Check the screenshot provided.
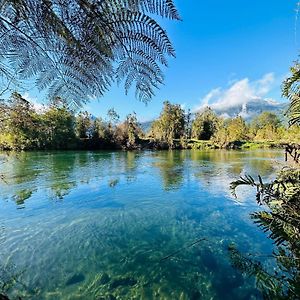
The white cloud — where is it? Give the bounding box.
[22,92,47,113]
[201,88,221,106]
[194,73,278,113]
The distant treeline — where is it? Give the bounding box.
[0,93,299,151]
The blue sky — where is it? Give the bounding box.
[27,0,299,121]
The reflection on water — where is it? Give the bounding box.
[0,150,284,299]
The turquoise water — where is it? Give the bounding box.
[0,150,284,299]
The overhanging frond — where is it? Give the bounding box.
[0,0,180,103]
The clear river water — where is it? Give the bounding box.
[0,150,284,299]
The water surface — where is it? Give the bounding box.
[0,150,284,299]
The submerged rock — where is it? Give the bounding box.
[190,290,202,300]
[110,277,137,289]
[66,273,85,286]
[99,273,110,285]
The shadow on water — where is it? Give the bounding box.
[0,149,285,299]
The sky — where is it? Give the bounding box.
[25,0,300,121]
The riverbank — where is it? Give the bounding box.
[0,137,289,152]
[137,138,287,151]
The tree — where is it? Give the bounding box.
[191,107,219,140]
[114,112,141,149]
[251,112,281,133]
[41,106,76,149]
[107,108,120,127]
[150,101,185,148]
[213,116,249,148]
[124,112,141,148]
[227,116,248,141]
[0,0,180,104]
[75,111,93,139]
[0,92,38,150]
[250,111,282,141]
[91,117,109,142]
[282,62,300,125]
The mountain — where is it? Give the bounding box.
[139,121,153,133]
[140,99,288,133]
[210,98,288,121]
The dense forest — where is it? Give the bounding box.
[0,92,299,151]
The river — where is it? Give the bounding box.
[0,150,284,299]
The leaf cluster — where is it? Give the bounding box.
[230,168,300,299]
[0,0,180,103]
[282,62,300,126]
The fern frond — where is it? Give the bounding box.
[0,0,180,104]
[282,62,300,125]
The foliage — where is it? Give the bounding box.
[0,92,37,150]
[282,62,300,125]
[191,107,220,140]
[0,94,299,151]
[149,101,185,148]
[0,0,180,104]
[212,116,249,148]
[75,111,93,139]
[250,111,282,141]
[114,112,142,149]
[41,106,77,149]
[279,125,300,144]
[230,169,300,299]
[0,93,145,150]
[251,112,281,132]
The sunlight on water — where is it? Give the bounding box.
[0,150,284,299]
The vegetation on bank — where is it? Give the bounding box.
[0,93,299,151]
[230,166,300,299]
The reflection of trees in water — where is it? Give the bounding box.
[3,152,44,185]
[12,189,34,207]
[152,151,185,190]
[191,151,244,198]
[0,152,79,204]
[47,152,78,200]
[121,151,140,182]
[1,151,145,205]
[105,152,141,185]
[246,158,276,176]
[1,150,282,206]
[191,150,278,176]
[0,152,40,206]
[190,149,242,163]
[190,150,280,202]
[0,150,286,299]
[191,150,245,178]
